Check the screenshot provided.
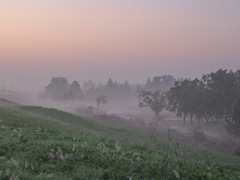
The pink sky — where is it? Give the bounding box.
[0,1,240,90]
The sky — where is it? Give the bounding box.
[0,0,240,90]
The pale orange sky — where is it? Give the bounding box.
[0,1,240,90]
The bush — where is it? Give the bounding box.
[191,127,206,143]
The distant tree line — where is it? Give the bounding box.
[82,78,136,101]
[42,77,138,102]
[41,77,83,101]
[42,75,178,102]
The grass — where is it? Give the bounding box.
[0,98,240,179]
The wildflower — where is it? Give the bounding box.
[11,158,19,167]
[133,152,140,158]
[57,147,63,155]
[173,170,180,179]
[47,173,53,178]
[65,154,69,160]
[102,144,108,152]
[72,145,76,152]
[25,161,28,168]
[49,153,55,158]
[81,142,88,148]
[119,153,125,160]
[18,132,22,137]
[0,156,6,160]
[6,168,10,176]
[97,143,102,149]
[10,172,15,180]
[59,154,65,161]
[115,142,121,152]
[50,148,55,153]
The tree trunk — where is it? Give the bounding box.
[197,118,200,124]
[155,112,160,120]
[190,114,193,125]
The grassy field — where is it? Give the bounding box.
[0,98,240,179]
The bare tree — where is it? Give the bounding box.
[138,90,166,119]
[96,95,107,113]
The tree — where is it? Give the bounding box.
[106,78,114,90]
[122,80,131,91]
[70,81,80,92]
[138,90,166,119]
[45,77,69,99]
[225,99,240,136]
[96,95,107,113]
[167,80,191,124]
[167,78,208,124]
[167,69,240,125]
[70,81,83,99]
[202,69,239,122]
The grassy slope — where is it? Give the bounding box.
[0,98,240,179]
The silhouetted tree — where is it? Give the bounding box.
[96,95,107,113]
[45,77,69,99]
[202,69,239,122]
[70,80,83,99]
[43,77,83,101]
[167,69,240,126]
[138,90,166,119]
[225,99,240,136]
[122,80,131,91]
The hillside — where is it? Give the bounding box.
[0,98,240,179]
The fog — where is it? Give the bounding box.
[1,0,240,159]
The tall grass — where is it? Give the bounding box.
[0,105,240,179]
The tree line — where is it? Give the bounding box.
[41,75,177,102]
[138,69,240,136]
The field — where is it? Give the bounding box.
[0,98,240,179]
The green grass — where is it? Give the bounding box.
[0,99,240,179]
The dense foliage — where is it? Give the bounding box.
[167,69,240,135]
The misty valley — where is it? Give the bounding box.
[1,1,240,179]
[1,69,240,179]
